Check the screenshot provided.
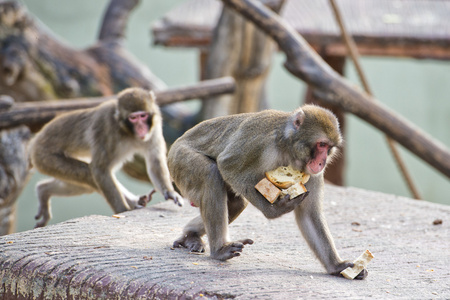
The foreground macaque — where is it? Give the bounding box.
[168,105,367,279]
[30,87,183,227]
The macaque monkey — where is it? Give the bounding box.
[30,87,183,227]
[168,105,367,279]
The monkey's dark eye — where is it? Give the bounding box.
[128,112,149,123]
[319,142,327,148]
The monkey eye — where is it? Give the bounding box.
[318,142,328,148]
[128,112,149,123]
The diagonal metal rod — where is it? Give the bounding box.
[329,0,421,199]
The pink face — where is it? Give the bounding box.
[128,111,150,140]
[306,141,330,175]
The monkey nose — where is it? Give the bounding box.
[306,159,326,174]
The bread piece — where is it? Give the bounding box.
[340,250,374,280]
[301,174,310,184]
[280,182,307,199]
[255,178,281,203]
[265,166,307,189]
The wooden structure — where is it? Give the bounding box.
[153,0,450,59]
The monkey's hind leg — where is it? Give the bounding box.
[35,178,94,227]
[173,215,206,252]
[173,189,249,254]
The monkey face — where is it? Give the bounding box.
[306,140,331,174]
[126,111,153,141]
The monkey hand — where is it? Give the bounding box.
[211,239,254,261]
[164,190,184,207]
[330,261,368,280]
[266,191,309,219]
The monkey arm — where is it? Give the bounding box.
[144,142,184,207]
[217,155,305,219]
[244,185,307,219]
[294,175,348,274]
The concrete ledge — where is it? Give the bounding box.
[1,185,449,299]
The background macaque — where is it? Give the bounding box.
[30,87,183,227]
[168,105,367,279]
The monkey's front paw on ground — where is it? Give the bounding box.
[331,262,368,280]
[173,234,205,253]
[213,239,254,261]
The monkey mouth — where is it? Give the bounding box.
[306,159,325,175]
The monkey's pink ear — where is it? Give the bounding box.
[293,109,305,130]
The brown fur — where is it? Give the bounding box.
[30,87,183,227]
[168,105,367,279]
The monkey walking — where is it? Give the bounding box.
[29,87,184,228]
[168,105,367,279]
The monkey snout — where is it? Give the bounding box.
[306,158,326,174]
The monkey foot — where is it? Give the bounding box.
[137,189,156,207]
[34,209,50,228]
[173,232,205,253]
[212,239,254,261]
[34,217,49,228]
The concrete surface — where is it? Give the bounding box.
[0,185,449,299]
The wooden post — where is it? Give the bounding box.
[200,0,285,119]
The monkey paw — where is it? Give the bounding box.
[267,191,310,218]
[164,190,184,207]
[330,261,368,280]
[173,232,205,253]
[137,189,156,207]
[211,239,254,261]
[34,208,51,228]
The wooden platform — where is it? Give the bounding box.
[153,0,450,59]
[1,185,449,299]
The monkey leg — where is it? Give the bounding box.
[114,180,151,209]
[173,215,206,252]
[200,165,253,261]
[33,152,97,189]
[227,189,248,224]
[35,178,94,227]
[173,192,248,253]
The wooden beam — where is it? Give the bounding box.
[0,77,236,130]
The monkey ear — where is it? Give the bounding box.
[293,109,305,130]
[149,90,156,101]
